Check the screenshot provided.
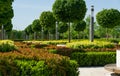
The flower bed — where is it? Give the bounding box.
[0,41,79,76]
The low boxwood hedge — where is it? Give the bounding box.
[71,52,116,66]
[66,40,115,49]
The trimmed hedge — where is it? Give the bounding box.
[56,47,83,57]
[23,40,67,45]
[71,52,116,66]
[42,41,67,45]
[66,40,115,49]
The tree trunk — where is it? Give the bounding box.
[34,32,37,40]
[1,25,4,40]
[106,28,108,40]
[48,31,50,40]
[3,30,6,39]
[42,27,44,40]
[78,32,80,39]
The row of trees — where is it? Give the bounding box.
[24,0,87,42]
[2,0,120,41]
[0,0,14,39]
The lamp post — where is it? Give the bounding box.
[1,25,4,40]
[90,5,94,42]
[56,21,59,40]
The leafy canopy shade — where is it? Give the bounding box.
[96,9,120,28]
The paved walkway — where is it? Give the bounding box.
[78,67,113,76]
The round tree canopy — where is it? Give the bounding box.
[32,19,41,32]
[39,11,56,28]
[0,1,14,25]
[96,9,120,28]
[52,0,87,22]
[26,24,34,34]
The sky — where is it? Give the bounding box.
[12,0,120,30]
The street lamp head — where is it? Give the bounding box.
[91,5,94,7]
[91,5,94,11]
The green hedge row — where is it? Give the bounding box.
[66,40,115,49]
[43,41,67,45]
[71,52,116,66]
[23,40,67,45]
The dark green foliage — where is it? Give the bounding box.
[0,43,17,52]
[14,58,79,76]
[0,0,14,3]
[26,24,34,35]
[46,57,79,76]
[11,30,25,40]
[73,20,86,32]
[32,19,41,32]
[110,39,119,44]
[24,27,29,35]
[71,52,116,66]
[39,11,56,38]
[40,11,56,29]
[0,1,14,25]
[49,27,55,34]
[96,9,120,28]
[58,22,68,33]
[3,20,13,32]
[15,60,48,76]
[0,0,14,40]
[52,0,87,42]
[52,0,87,22]
[0,57,79,76]
[0,59,19,76]
[72,20,86,39]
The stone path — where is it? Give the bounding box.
[78,67,113,76]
